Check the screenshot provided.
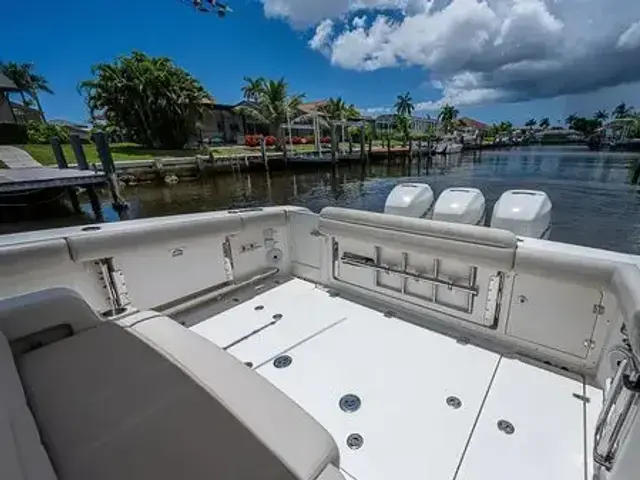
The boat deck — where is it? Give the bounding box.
[187,278,602,480]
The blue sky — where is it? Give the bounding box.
[4,0,640,126]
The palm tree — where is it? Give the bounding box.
[322,97,349,122]
[395,92,414,117]
[394,114,411,147]
[438,103,459,133]
[241,76,265,102]
[613,103,633,119]
[525,118,537,128]
[539,117,550,130]
[594,110,608,122]
[345,104,360,120]
[0,61,53,121]
[235,78,304,160]
[566,114,578,128]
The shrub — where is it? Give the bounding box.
[265,135,276,147]
[26,121,69,144]
[244,134,260,147]
[0,123,29,145]
[321,136,331,144]
[292,136,305,145]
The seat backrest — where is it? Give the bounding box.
[0,332,57,480]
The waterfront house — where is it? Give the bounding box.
[0,73,42,124]
[374,114,437,137]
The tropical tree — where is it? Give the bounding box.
[241,76,265,102]
[322,97,349,122]
[594,110,608,122]
[539,117,550,130]
[394,114,411,147]
[79,51,212,149]
[235,78,304,158]
[395,92,414,117]
[565,114,579,127]
[613,103,634,119]
[0,61,53,121]
[438,103,459,133]
[345,103,361,120]
[525,118,537,128]
[567,116,601,136]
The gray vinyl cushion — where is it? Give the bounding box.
[0,332,57,480]
[128,316,340,479]
[320,207,517,248]
[0,288,102,342]
[316,465,347,480]
[19,318,338,480]
[319,207,517,268]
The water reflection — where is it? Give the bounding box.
[84,146,640,254]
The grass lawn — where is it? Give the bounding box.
[18,143,330,166]
[19,143,204,166]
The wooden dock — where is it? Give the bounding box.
[0,168,105,193]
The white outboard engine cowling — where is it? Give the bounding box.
[491,190,552,238]
[433,188,486,226]
[384,183,434,218]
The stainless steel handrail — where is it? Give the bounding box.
[341,253,479,296]
[594,354,639,471]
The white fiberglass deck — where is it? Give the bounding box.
[190,279,603,480]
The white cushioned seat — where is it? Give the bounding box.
[0,332,57,480]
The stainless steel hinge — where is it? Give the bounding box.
[483,273,504,327]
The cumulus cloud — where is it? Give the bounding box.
[309,19,334,54]
[352,15,367,28]
[270,0,640,108]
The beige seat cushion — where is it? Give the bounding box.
[19,320,337,480]
[0,332,57,480]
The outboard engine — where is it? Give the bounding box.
[491,190,552,239]
[384,183,434,218]
[433,188,486,226]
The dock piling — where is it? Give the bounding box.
[50,136,81,214]
[68,134,104,221]
[330,124,337,165]
[92,131,128,211]
[360,124,366,164]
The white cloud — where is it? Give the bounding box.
[309,19,334,54]
[617,21,640,50]
[352,15,367,28]
[264,0,640,108]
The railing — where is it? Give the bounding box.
[594,350,640,471]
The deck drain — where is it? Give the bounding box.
[273,355,292,369]
[346,433,364,450]
[497,420,515,435]
[339,394,361,413]
[254,305,264,311]
[272,313,283,320]
[446,396,462,409]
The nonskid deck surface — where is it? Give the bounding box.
[190,279,603,480]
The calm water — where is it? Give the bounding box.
[18,146,640,254]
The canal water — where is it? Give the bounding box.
[10,146,640,254]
